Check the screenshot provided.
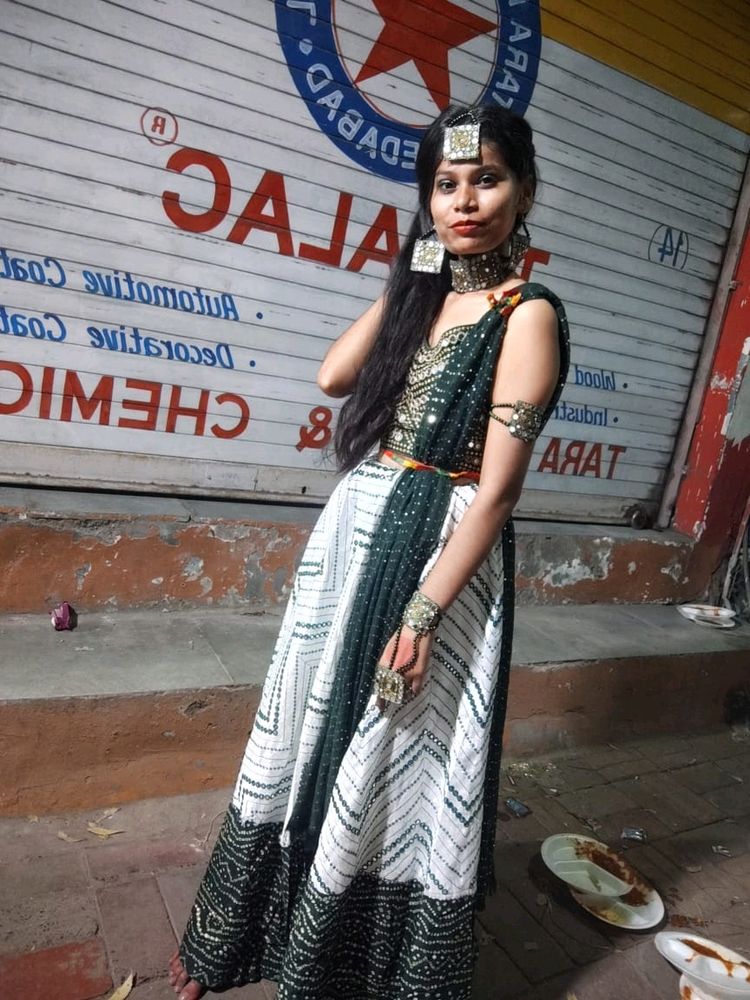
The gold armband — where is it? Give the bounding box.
[489,400,545,443]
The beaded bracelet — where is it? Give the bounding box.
[402,590,442,635]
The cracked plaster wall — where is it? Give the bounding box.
[0,512,310,613]
[0,507,707,612]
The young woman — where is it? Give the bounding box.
[169,103,569,1000]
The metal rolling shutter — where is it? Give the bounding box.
[0,0,748,522]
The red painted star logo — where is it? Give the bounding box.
[355,0,497,110]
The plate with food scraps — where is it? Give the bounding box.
[677,604,736,625]
[657,933,750,999]
[680,974,721,1000]
[692,617,737,630]
[544,834,664,929]
[541,833,632,896]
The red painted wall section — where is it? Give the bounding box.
[674,210,750,583]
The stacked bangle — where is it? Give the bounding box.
[374,593,442,706]
[402,591,442,634]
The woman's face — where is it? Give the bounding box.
[429,141,532,258]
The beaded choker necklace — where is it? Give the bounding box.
[449,248,513,293]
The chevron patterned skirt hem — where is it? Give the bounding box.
[180,810,300,989]
[180,805,477,999]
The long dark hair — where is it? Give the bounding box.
[333,104,537,472]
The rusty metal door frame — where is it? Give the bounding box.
[657,157,750,529]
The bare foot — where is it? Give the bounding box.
[168,950,206,999]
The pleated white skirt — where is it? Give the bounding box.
[232,458,507,903]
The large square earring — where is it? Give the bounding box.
[410,230,445,273]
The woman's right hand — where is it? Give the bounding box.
[375,626,432,711]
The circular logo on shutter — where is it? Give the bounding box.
[275,0,540,184]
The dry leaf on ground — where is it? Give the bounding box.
[86,822,125,839]
[106,971,134,999]
[95,806,120,822]
[57,830,84,843]
[26,814,39,823]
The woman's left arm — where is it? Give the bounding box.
[420,295,561,610]
[378,297,560,700]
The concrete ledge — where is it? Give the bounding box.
[0,486,706,610]
[0,686,260,816]
[0,610,281,698]
[0,487,315,613]
[1,607,748,815]
[504,650,749,755]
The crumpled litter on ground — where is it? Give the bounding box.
[50,601,77,630]
[621,826,647,842]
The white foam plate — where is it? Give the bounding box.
[541,833,631,896]
[677,604,736,623]
[540,832,664,929]
[692,617,737,630]
[656,933,750,999]
[680,974,721,1000]
[571,882,665,930]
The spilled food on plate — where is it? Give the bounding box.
[541,833,749,998]
[656,932,750,1000]
[541,833,664,930]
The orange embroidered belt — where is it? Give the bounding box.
[381,449,481,482]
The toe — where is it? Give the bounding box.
[178,982,205,1000]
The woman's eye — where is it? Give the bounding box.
[437,180,454,191]
[477,174,497,185]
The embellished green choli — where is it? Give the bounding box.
[381,323,487,471]
[381,284,567,472]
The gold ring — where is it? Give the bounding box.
[374,665,410,704]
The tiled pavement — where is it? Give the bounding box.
[2,728,749,1000]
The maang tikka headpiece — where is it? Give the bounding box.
[442,107,481,161]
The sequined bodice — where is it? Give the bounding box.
[379,283,570,476]
[381,322,486,471]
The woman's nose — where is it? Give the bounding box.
[453,184,477,212]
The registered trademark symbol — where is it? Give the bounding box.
[140,107,179,146]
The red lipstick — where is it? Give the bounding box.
[451,221,483,234]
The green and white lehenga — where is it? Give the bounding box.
[179,284,570,999]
